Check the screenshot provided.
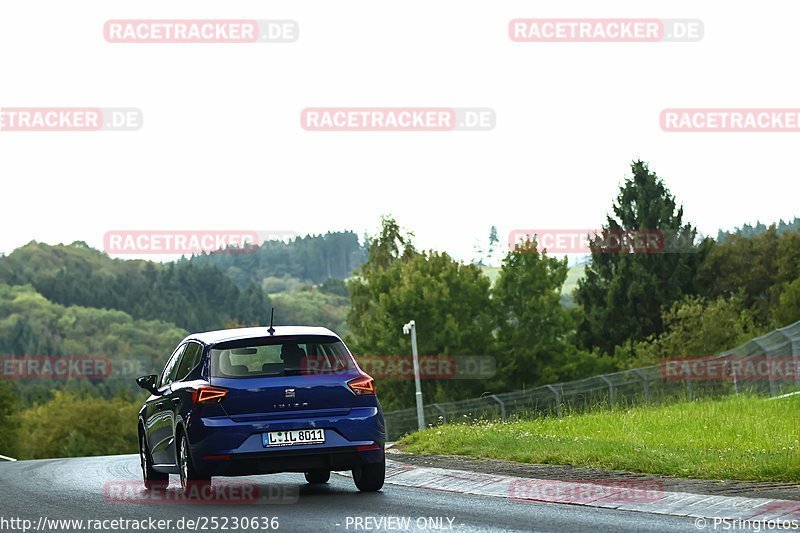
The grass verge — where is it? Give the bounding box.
[398,394,800,482]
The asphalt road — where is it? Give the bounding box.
[0,455,702,532]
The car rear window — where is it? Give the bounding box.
[210,335,356,378]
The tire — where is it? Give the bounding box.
[352,460,385,492]
[140,431,168,490]
[178,434,211,495]
[304,470,331,484]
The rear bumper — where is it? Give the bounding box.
[196,445,385,476]
[185,407,385,476]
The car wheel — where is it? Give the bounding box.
[140,432,168,489]
[352,460,385,492]
[304,469,331,484]
[178,434,211,495]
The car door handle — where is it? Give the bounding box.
[171,397,181,405]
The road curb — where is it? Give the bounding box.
[349,459,799,523]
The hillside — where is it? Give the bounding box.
[0,242,270,332]
[189,231,366,287]
[0,283,186,404]
[0,240,353,341]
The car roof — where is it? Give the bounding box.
[184,326,341,346]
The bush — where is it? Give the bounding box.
[624,294,762,368]
[0,380,18,457]
[772,277,800,327]
[15,391,140,459]
[261,275,307,295]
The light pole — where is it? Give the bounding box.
[403,320,425,431]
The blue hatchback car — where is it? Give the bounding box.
[136,326,386,493]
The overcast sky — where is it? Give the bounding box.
[1,1,798,264]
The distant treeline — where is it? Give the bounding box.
[717,217,800,243]
[190,231,367,287]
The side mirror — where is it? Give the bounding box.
[136,375,161,395]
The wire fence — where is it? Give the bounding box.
[383,320,800,440]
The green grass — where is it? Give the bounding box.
[480,266,501,286]
[561,264,586,296]
[398,395,800,482]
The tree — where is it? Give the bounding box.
[347,217,493,410]
[190,231,367,286]
[0,380,17,456]
[15,391,139,459]
[271,289,349,334]
[347,216,416,346]
[716,217,800,242]
[486,226,500,265]
[696,226,800,327]
[575,161,707,355]
[494,238,596,388]
[696,228,780,322]
[319,278,349,297]
[472,226,501,267]
[623,294,762,368]
[770,231,800,326]
[772,278,800,326]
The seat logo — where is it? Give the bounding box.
[285,388,295,398]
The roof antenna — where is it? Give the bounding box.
[267,308,275,335]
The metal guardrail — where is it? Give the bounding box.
[384,320,800,440]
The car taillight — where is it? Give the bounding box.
[193,386,228,404]
[348,374,376,396]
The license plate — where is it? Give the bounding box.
[264,429,325,447]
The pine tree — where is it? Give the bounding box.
[575,161,707,355]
